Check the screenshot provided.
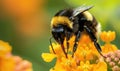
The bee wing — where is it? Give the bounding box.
[72,5,93,17]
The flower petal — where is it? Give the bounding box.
[41,53,56,62]
[93,61,107,71]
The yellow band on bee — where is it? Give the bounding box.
[83,11,93,21]
[51,16,73,29]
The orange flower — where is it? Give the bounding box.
[42,31,110,71]
[100,31,115,43]
[0,40,15,71]
[78,34,92,44]
[100,31,118,53]
[74,44,94,61]
[77,61,93,71]
[0,40,12,57]
[41,53,56,62]
[93,61,107,71]
[42,31,120,71]
[0,40,33,71]
[2,0,47,38]
[2,0,44,17]
[102,43,118,53]
[14,56,33,71]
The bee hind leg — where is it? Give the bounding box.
[83,25,104,57]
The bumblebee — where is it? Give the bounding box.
[50,6,103,58]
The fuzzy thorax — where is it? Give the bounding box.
[51,16,73,28]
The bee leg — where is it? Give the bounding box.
[67,42,69,53]
[72,31,81,57]
[84,26,104,57]
[61,44,68,58]
[66,40,69,54]
[65,31,71,54]
[58,38,68,58]
[49,37,56,54]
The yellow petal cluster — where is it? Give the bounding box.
[100,31,115,43]
[41,53,56,62]
[0,40,12,57]
[42,31,120,71]
[0,40,15,71]
[0,40,33,71]
[100,31,118,53]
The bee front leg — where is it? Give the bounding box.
[65,31,71,54]
[57,38,68,58]
[49,37,56,54]
[72,31,81,57]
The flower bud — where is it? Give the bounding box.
[110,54,115,59]
[112,66,120,71]
[118,61,120,65]
[114,57,119,62]
[105,57,111,62]
[109,62,115,67]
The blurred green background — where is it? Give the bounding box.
[0,0,120,71]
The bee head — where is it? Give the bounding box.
[52,24,65,44]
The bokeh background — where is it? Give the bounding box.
[0,0,120,71]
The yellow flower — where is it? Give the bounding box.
[100,31,118,53]
[0,40,15,71]
[50,55,78,71]
[77,61,93,71]
[49,43,65,57]
[74,44,94,61]
[42,31,119,71]
[102,43,118,53]
[78,34,92,44]
[41,53,56,62]
[0,40,12,57]
[0,40,33,71]
[100,31,115,43]
[2,0,45,17]
[93,61,107,71]
[0,57,15,71]
[13,56,33,71]
[14,59,33,71]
